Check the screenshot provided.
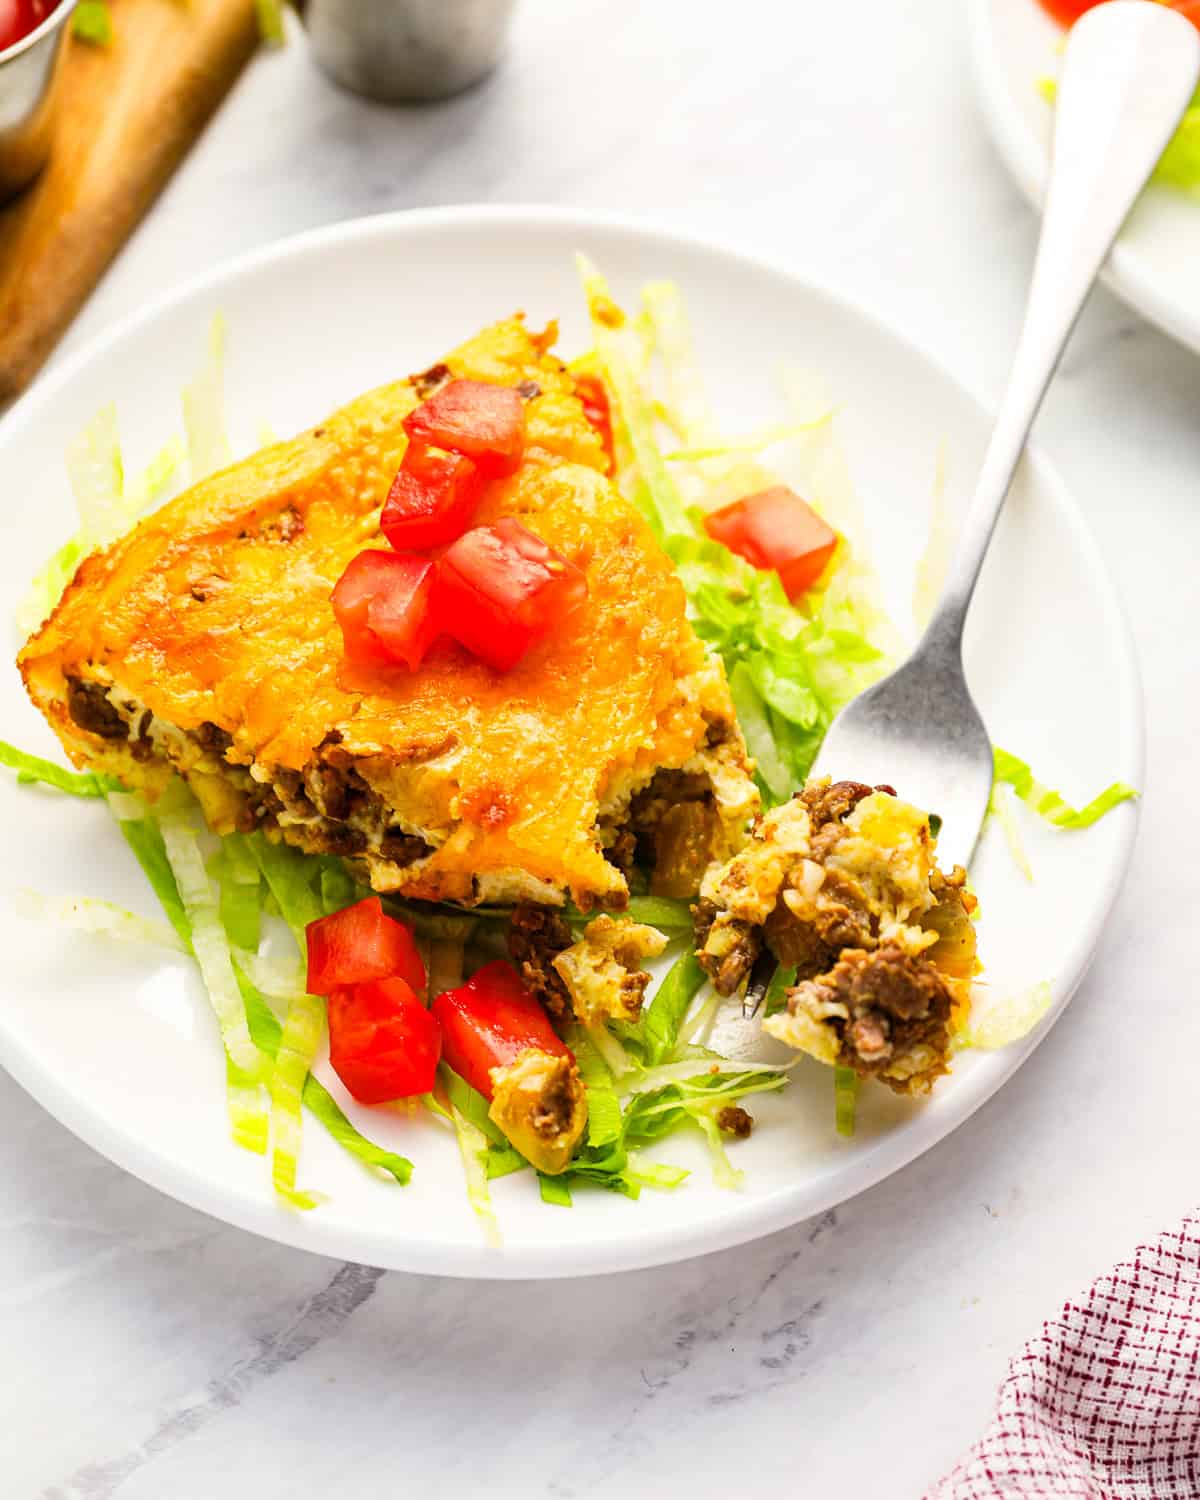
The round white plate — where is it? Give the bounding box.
[0,208,1141,1278]
[970,0,1200,352]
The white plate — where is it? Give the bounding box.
[970,0,1200,352]
[0,207,1141,1278]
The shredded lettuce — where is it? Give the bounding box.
[764,962,796,1017]
[268,991,326,1210]
[16,415,182,634]
[14,889,186,952]
[0,740,112,798]
[579,256,692,541]
[243,834,333,1207]
[183,314,232,482]
[156,789,269,1153]
[236,967,412,1185]
[993,749,1138,831]
[622,1069,787,1189]
[988,781,1033,883]
[834,1066,858,1138]
[431,1069,501,1245]
[73,0,112,43]
[623,895,693,933]
[960,981,1054,1051]
[538,1172,573,1206]
[666,417,834,465]
[107,797,193,951]
[636,950,708,1067]
[255,0,287,44]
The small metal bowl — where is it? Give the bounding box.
[305,0,517,103]
[0,0,76,203]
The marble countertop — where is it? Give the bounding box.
[7,1,1200,1495]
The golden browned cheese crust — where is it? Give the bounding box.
[20,317,755,909]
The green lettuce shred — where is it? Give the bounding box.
[255,0,287,44]
[430,1067,501,1245]
[244,834,334,1208]
[834,1066,858,1138]
[622,1069,787,1190]
[15,889,186,953]
[960,981,1054,1052]
[622,895,693,932]
[236,968,412,1185]
[268,991,327,1210]
[183,314,232,482]
[156,790,269,1154]
[72,0,112,43]
[0,740,112,798]
[636,950,707,1067]
[538,1172,573,1206]
[993,748,1138,831]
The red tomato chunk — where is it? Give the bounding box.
[0,0,57,52]
[331,551,438,670]
[403,379,526,479]
[436,517,588,672]
[305,896,426,997]
[704,485,838,601]
[432,960,569,1101]
[381,443,483,551]
[573,372,614,468]
[328,978,441,1103]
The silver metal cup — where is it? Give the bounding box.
[0,0,76,202]
[305,0,517,103]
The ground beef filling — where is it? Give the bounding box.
[694,779,894,996]
[617,768,723,899]
[65,680,433,869]
[787,943,954,1089]
[508,903,574,1021]
[66,677,128,740]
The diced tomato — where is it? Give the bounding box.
[573,372,614,466]
[435,517,588,672]
[704,485,838,601]
[328,977,441,1104]
[381,443,483,551]
[403,380,526,479]
[432,960,569,1101]
[0,0,57,52]
[1038,0,1198,25]
[305,896,426,997]
[331,551,438,670]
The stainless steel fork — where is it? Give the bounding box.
[808,0,1199,875]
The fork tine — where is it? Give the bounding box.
[742,947,779,1019]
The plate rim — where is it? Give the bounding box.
[968,0,1200,354]
[0,204,1145,1278]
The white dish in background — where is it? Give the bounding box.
[970,0,1200,353]
[0,207,1141,1278]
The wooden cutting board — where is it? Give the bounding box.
[0,0,261,406]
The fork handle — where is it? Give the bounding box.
[925,1,1199,649]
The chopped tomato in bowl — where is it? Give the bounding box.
[331,551,439,670]
[704,485,838,601]
[436,517,588,672]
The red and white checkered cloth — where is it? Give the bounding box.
[928,1216,1200,1499]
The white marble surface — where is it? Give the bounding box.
[5,1,1200,1495]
